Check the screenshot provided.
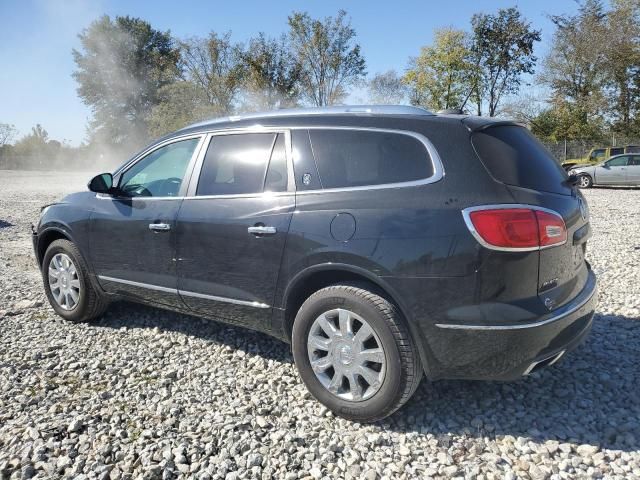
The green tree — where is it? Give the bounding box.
[541,1,609,122]
[179,32,246,115]
[148,82,216,137]
[471,7,541,116]
[605,0,640,135]
[241,33,301,111]
[403,28,475,111]
[288,10,366,106]
[368,70,407,104]
[72,15,180,147]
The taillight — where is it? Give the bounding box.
[463,206,567,251]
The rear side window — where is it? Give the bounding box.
[610,147,624,156]
[471,126,569,195]
[196,133,275,196]
[308,129,433,189]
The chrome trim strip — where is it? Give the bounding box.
[98,275,178,294]
[179,290,269,309]
[461,204,568,252]
[522,350,565,376]
[435,272,597,331]
[97,275,270,309]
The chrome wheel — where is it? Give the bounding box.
[579,175,591,188]
[48,253,80,311]
[307,308,386,402]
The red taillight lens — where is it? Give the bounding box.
[466,207,566,250]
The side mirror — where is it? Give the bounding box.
[88,173,114,194]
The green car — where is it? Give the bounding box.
[562,145,640,171]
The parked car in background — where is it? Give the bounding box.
[570,154,640,188]
[32,106,597,421]
[562,145,640,171]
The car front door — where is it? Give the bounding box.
[89,135,205,308]
[175,130,294,330]
[628,155,640,185]
[595,155,629,184]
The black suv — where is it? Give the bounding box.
[33,106,597,421]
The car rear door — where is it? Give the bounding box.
[175,130,294,330]
[595,155,629,184]
[90,135,205,308]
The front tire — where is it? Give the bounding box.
[42,239,107,322]
[292,284,422,422]
[578,174,593,188]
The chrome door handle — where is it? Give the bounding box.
[248,226,276,236]
[149,223,171,232]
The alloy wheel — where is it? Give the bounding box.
[48,253,81,311]
[307,308,386,401]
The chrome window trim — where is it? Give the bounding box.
[435,271,597,331]
[97,275,270,309]
[292,126,445,194]
[461,204,568,253]
[104,124,445,199]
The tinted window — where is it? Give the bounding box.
[626,146,640,153]
[196,133,275,196]
[308,129,433,189]
[292,130,322,190]
[119,137,200,197]
[606,156,629,167]
[631,156,640,166]
[264,134,288,192]
[471,126,569,195]
[610,147,624,156]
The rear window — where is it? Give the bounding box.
[471,126,569,195]
[308,129,433,189]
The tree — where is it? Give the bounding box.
[0,123,17,147]
[368,70,407,104]
[179,32,246,115]
[471,7,541,116]
[240,33,301,111]
[403,28,476,111]
[148,82,216,137]
[541,1,609,120]
[72,16,180,147]
[288,10,366,106]
[605,0,640,134]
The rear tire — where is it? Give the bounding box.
[578,174,593,188]
[42,239,108,322]
[292,284,422,422]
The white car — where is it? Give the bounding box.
[571,154,640,188]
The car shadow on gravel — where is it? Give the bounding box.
[389,313,640,452]
[94,301,293,363]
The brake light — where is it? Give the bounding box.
[464,206,567,251]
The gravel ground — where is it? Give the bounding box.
[0,170,639,480]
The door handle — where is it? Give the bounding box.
[248,225,276,236]
[149,223,171,232]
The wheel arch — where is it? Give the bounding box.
[281,263,433,377]
[36,226,74,267]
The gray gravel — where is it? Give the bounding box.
[1,170,639,479]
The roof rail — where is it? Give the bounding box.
[182,105,434,130]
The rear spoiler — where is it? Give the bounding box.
[462,117,526,132]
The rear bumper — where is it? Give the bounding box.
[426,268,597,381]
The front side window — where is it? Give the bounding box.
[196,133,280,196]
[606,156,629,167]
[591,149,606,161]
[308,129,433,189]
[119,137,200,197]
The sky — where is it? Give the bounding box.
[0,0,585,145]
